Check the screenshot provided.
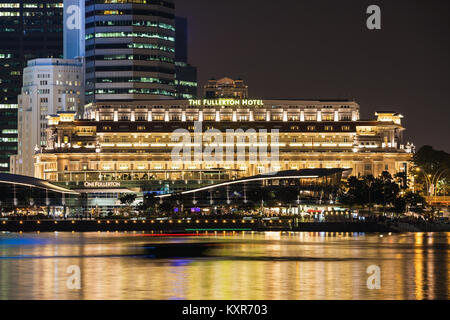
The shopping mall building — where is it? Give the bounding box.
[33,98,413,214]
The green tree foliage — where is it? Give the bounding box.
[413,146,450,195]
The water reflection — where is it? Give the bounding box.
[0,232,448,300]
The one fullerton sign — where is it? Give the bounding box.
[84,182,121,188]
[189,99,264,107]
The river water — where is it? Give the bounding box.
[0,231,448,300]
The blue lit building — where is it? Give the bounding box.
[63,0,85,59]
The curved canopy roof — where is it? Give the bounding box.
[0,173,79,195]
[157,169,350,199]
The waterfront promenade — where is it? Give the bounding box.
[1,218,449,233]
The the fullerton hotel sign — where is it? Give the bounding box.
[188,99,264,107]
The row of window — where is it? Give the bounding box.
[87,54,174,63]
[87,20,175,31]
[85,31,174,42]
[86,42,175,53]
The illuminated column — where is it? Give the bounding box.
[164,111,169,122]
[130,111,135,122]
[148,111,152,121]
[199,111,203,122]
[249,111,254,122]
[266,111,271,121]
[317,111,322,122]
[113,110,118,122]
[283,111,288,122]
[300,110,305,122]
[334,111,339,121]
[216,111,220,122]
[182,111,186,122]
[232,111,237,122]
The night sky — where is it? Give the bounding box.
[176,0,450,152]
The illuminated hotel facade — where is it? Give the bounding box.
[34,98,413,214]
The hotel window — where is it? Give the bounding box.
[340,115,352,121]
[136,115,146,121]
[341,126,351,131]
[305,115,316,121]
[365,164,372,171]
[137,126,146,131]
[221,115,232,121]
[288,115,300,121]
[153,115,164,121]
[271,115,283,121]
[325,126,334,131]
[170,115,181,121]
[187,115,199,121]
[290,126,299,131]
[307,126,316,131]
[204,115,215,121]
[322,114,334,121]
[255,115,265,121]
[102,126,112,131]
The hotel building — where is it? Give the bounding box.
[34,98,413,214]
[10,58,84,177]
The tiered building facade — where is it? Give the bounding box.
[34,98,413,214]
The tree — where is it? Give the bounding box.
[413,146,450,196]
[119,193,137,206]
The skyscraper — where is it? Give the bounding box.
[84,0,176,103]
[175,17,197,99]
[0,0,63,172]
[63,0,85,59]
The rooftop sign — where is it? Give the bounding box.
[189,99,264,107]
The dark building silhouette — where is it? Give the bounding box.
[175,16,197,99]
[0,0,63,172]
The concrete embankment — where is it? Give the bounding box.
[1,219,449,233]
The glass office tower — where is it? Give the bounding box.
[175,16,198,99]
[0,0,63,172]
[84,0,176,103]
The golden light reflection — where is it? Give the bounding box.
[0,232,448,300]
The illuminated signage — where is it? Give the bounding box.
[84,182,121,188]
[188,99,264,107]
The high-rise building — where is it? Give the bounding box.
[204,78,249,99]
[175,17,197,99]
[63,0,85,59]
[10,58,84,177]
[0,0,63,172]
[84,0,176,103]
